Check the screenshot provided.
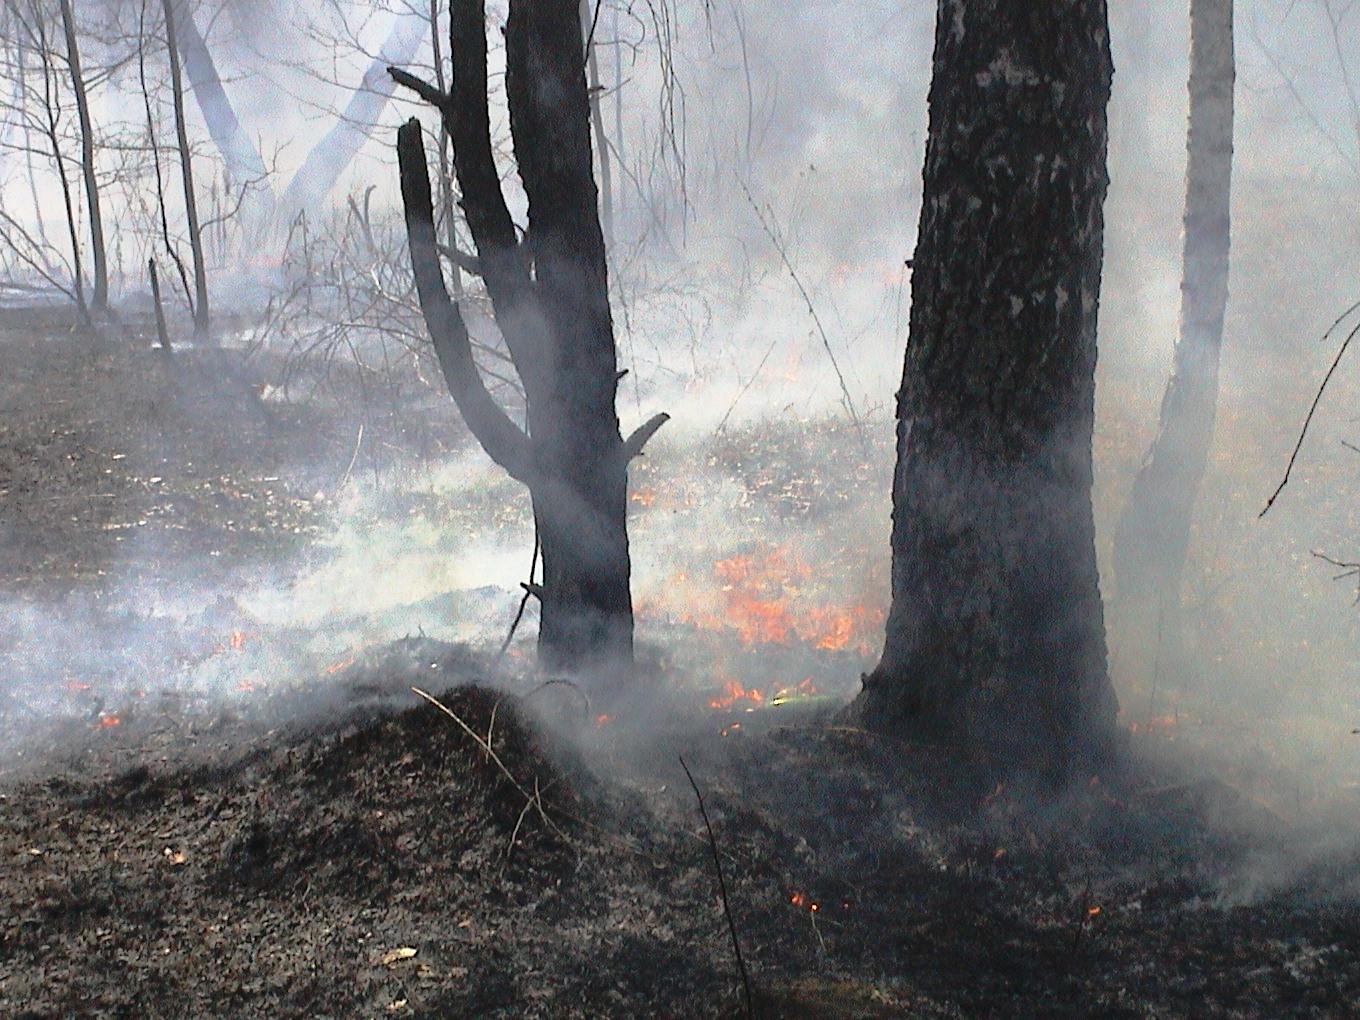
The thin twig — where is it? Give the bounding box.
[496,529,541,661]
[1313,550,1360,603]
[1261,301,1360,516]
[738,177,867,455]
[410,687,568,843]
[338,424,364,491]
[678,755,755,1020]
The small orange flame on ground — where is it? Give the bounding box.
[325,655,358,676]
[790,892,819,912]
[595,714,613,726]
[95,716,120,729]
[630,486,658,507]
[709,680,764,710]
[237,678,264,693]
[770,678,819,704]
[1087,905,1101,918]
[679,545,884,653]
[66,681,92,692]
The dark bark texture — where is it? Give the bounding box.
[395,0,660,669]
[851,0,1120,778]
[1112,0,1233,631]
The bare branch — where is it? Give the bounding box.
[622,411,670,461]
[388,65,451,116]
[397,118,535,484]
[1261,300,1360,516]
[436,241,482,276]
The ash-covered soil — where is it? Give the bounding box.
[3,310,1360,1019]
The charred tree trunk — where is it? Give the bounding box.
[162,0,210,344]
[57,0,106,313]
[848,0,1120,781]
[393,0,665,670]
[1112,0,1234,651]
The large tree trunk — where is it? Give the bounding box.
[848,0,1120,780]
[57,0,106,313]
[1112,0,1234,656]
[393,0,664,671]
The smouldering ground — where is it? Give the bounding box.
[4,309,1360,1018]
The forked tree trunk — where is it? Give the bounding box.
[162,0,210,344]
[57,0,106,312]
[393,0,665,670]
[1112,0,1234,648]
[849,0,1120,780]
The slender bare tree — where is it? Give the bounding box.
[1112,0,1234,658]
[161,0,210,343]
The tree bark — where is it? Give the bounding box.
[57,0,106,312]
[1112,0,1234,644]
[394,0,663,670]
[849,0,1120,780]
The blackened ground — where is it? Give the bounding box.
[4,653,1360,1019]
[2,310,1359,1018]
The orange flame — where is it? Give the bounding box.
[95,716,121,729]
[709,680,764,710]
[679,545,884,653]
[325,655,357,676]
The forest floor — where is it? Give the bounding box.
[1,309,1359,1019]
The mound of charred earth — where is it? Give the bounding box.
[2,639,1359,1019]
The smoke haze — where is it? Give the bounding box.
[3,0,1360,899]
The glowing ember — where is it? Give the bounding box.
[95,716,120,729]
[789,892,819,912]
[214,631,249,655]
[594,714,613,726]
[326,655,358,676]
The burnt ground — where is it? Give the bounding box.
[2,310,1360,1019]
